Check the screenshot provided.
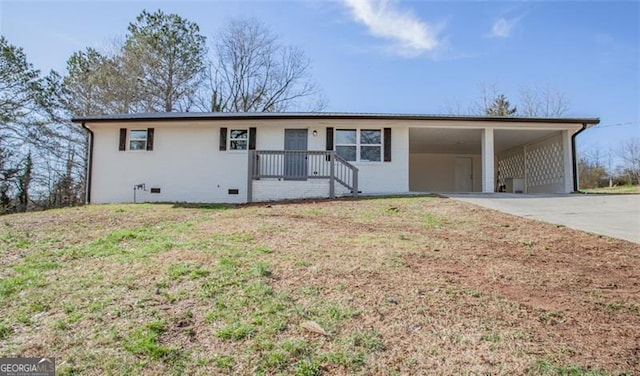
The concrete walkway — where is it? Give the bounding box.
[446,193,640,244]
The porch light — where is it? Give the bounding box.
[312,130,318,136]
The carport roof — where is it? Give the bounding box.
[72,112,600,125]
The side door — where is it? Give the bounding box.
[455,157,473,192]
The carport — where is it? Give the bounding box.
[407,117,598,193]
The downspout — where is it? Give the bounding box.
[571,123,588,192]
[80,122,94,204]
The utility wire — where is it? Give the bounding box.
[588,120,639,129]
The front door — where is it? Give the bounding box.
[455,157,473,192]
[284,129,308,180]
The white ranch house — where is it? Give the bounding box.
[72,112,599,204]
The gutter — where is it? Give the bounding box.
[80,122,94,204]
[571,123,588,192]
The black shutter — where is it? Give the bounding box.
[326,127,334,150]
[146,128,154,151]
[219,128,227,151]
[249,127,257,150]
[384,127,391,162]
[119,128,127,151]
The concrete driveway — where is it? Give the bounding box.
[446,193,640,244]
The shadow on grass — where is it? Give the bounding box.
[146,193,442,211]
[238,193,442,207]
[168,202,235,210]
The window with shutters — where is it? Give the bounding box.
[129,130,148,150]
[229,129,248,150]
[335,129,382,162]
[120,128,153,151]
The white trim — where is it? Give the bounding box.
[335,128,383,163]
[129,129,148,151]
[228,128,249,151]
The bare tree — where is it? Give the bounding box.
[471,82,500,115]
[578,147,609,189]
[519,85,570,117]
[441,98,468,116]
[451,82,570,118]
[617,138,640,185]
[210,18,325,112]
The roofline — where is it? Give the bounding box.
[71,112,600,125]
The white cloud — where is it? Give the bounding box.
[342,0,442,57]
[489,17,520,38]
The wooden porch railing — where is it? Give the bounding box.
[247,150,358,202]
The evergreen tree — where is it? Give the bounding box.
[0,36,51,143]
[0,139,18,214]
[124,9,207,112]
[486,94,517,116]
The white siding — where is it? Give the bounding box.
[87,117,579,204]
[91,123,247,204]
[88,119,410,204]
[350,126,409,194]
[253,123,409,195]
[253,179,351,201]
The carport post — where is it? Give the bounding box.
[481,128,495,193]
[562,130,573,193]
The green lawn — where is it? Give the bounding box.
[0,197,637,375]
[581,184,640,194]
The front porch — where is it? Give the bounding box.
[247,150,359,203]
[246,127,576,203]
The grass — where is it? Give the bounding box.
[0,197,637,374]
[528,360,623,375]
[581,184,640,194]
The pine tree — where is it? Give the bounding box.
[124,9,207,112]
[486,94,517,116]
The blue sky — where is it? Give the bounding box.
[1,0,638,162]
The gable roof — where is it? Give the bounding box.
[72,112,600,125]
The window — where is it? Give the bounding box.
[129,130,148,150]
[229,129,248,150]
[360,129,382,162]
[335,129,356,161]
[335,129,382,162]
[119,128,154,151]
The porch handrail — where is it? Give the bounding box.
[333,153,359,197]
[248,150,358,201]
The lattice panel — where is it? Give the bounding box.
[498,152,524,179]
[526,137,563,188]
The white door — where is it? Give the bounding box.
[455,157,473,192]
